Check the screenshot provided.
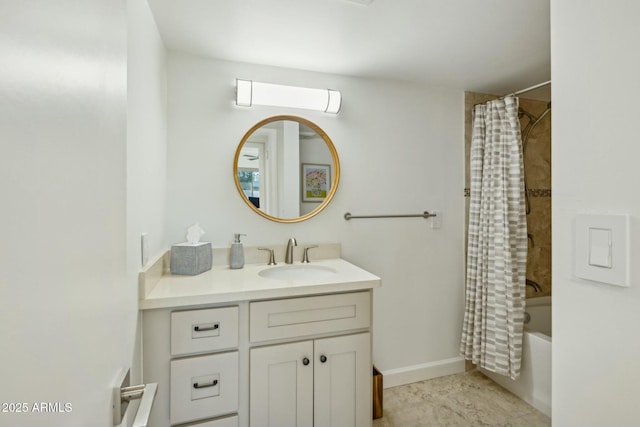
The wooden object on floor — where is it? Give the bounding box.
[373,366,383,419]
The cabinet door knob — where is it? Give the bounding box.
[320,355,327,363]
[302,357,310,366]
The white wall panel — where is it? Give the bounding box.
[552,0,640,424]
[0,1,130,425]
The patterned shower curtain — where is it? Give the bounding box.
[460,95,528,380]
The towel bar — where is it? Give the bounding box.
[114,369,158,427]
[130,383,157,427]
[344,211,436,220]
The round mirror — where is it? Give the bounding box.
[233,115,340,223]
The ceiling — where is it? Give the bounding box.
[146,0,550,98]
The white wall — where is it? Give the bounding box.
[0,1,131,426]
[127,0,167,270]
[552,1,640,425]
[165,52,465,380]
[126,0,167,391]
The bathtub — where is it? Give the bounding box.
[481,296,551,417]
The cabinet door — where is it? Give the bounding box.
[314,333,371,427]
[250,341,314,427]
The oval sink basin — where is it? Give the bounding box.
[258,264,337,281]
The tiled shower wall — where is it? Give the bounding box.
[464,92,552,298]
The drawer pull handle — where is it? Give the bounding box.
[302,357,310,366]
[193,379,218,389]
[320,355,327,363]
[194,323,219,332]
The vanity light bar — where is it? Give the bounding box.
[235,79,342,114]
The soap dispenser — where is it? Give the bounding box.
[230,233,246,269]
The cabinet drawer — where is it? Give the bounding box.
[170,352,239,425]
[250,291,371,342]
[171,306,238,356]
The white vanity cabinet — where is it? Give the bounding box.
[143,290,373,427]
[143,305,241,427]
[249,292,372,427]
[250,333,371,427]
[140,255,380,427]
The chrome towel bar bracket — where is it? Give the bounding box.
[344,211,437,220]
[113,369,158,427]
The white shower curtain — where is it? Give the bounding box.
[460,95,528,380]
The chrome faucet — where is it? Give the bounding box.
[285,237,297,264]
[302,246,318,263]
[258,248,277,265]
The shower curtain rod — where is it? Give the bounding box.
[473,80,551,108]
[508,80,551,97]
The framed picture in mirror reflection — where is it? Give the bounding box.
[302,163,331,202]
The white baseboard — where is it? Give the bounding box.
[380,357,466,389]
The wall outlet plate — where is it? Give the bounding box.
[574,214,629,287]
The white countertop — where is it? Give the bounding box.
[140,258,381,310]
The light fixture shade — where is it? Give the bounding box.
[236,79,253,107]
[235,79,341,114]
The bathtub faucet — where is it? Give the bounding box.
[526,279,542,293]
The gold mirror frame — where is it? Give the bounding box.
[233,115,340,223]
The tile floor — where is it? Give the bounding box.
[372,370,551,427]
